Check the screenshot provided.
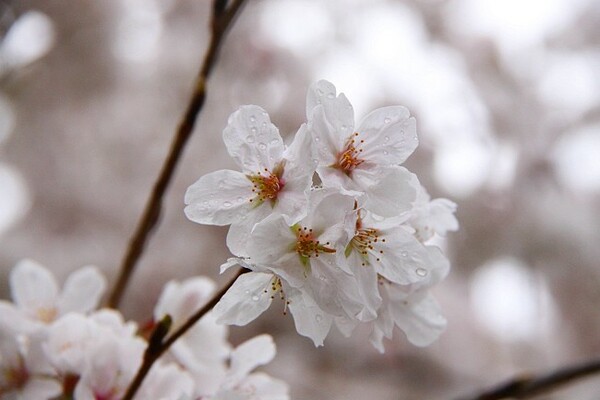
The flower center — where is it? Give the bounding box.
[346,227,385,266]
[333,132,364,175]
[248,163,285,206]
[2,357,29,392]
[263,276,290,315]
[292,226,335,267]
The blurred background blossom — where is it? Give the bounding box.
[1,0,599,399]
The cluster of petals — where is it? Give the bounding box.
[0,260,288,400]
[185,80,458,351]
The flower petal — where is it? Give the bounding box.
[58,266,107,315]
[184,169,253,226]
[389,289,446,347]
[212,272,273,326]
[227,334,276,386]
[358,105,417,165]
[223,105,284,173]
[10,259,58,316]
[355,166,416,217]
[287,287,332,347]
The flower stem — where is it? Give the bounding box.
[122,267,247,400]
[106,0,248,308]
[455,357,600,400]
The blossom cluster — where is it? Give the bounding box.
[185,80,458,351]
[0,260,288,400]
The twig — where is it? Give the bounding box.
[106,0,248,308]
[122,267,247,400]
[456,358,600,400]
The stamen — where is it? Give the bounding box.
[246,162,285,206]
[332,133,365,175]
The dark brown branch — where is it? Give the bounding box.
[106,0,248,308]
[456,358,600,400]
[122,267,247,400]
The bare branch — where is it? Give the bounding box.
[106,0,248,308]
[121,267,247,400]
[456,358,600,400]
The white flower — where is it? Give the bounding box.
[367,246,450,352]
[246,189,367,320]
[154,277,231,396]
[207,335,289,400]
[73,333,145,400]
[136,362,195,400]
[213,258,333,347]
[0,259,106,332]
[409,177,459,242]
[306,80,417,217]
[185,105,314,256]
[0,323,61,399]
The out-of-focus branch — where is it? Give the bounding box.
[106,0,248,308]
[122,267,247,400]
[456,358,600,400]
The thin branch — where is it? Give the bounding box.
[122,267,247,400]
[456,358,600,400]
[106,0,248,308]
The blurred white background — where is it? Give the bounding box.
[1,0,599,398]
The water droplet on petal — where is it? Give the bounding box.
[384,117,391,124]
[223,201,232,208]
[312,158,319,165]
[251,127,257,134]
[401,251,408,257]
[262,122,267,127]
[258,142,267,150]
[383,150,388,155]
[341,125,347,131]
[246,135,255,143]
[249,115,256,122]
[416,268,428,277]
[316,88,324,95]
[237,196,243,203]
[251,295,260,301]
[315,314,323,322]
[244,290,250,294]
[269,139,279,146]
[314,136,320,142]
[319,275,326,281]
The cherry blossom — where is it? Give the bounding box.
[185,105,314,256]
[306,80,417,217]
[0,259,106,332]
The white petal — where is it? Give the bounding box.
[234,372,289,400]
[184,169,253,226]
[10,259,59,316]
[227,334,276,386]
[358,106,417,165]
[306,80,354,142]
[306,80,337,118]
[154,277,215,325]
[274,174,311,225]
[374,227,435,285]
[283,123,316,179]
[137,362,194,400]
[226,204,271,257]
[287,287,332,347]
[390,290,446,347]
[223,105,284,173]
[346,252,382,321]
[212,272,273,326]
[58,266,106,314]
[247,214,296,266]
[357,166,416,217]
